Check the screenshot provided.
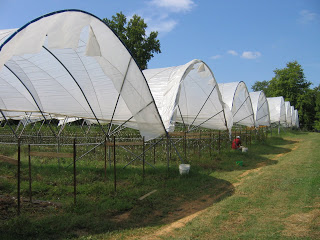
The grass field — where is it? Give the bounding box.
[0,130,319,239]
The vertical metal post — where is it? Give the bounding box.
[153,140,156,165]
[73,138,77,205]
[218,130,221,153]
[104,140,107,181]
[17,138,21,216]
[199,130,201,159]
[113,136,116,193]
[28,144,32,203]
[142,137,145,181]
[184,131,187,161]
[166,135,170,172]
[210,132,212,157]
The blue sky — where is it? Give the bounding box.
[1,0,319,89]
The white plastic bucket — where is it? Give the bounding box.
[242,147,248,153]
[179,164,190,175]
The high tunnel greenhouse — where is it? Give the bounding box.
[0,10,166,141]
[0,9,300,143]
[143,59,233,133]
[218,82,255,127]
[249,91,270,127]
[267,97,286,126]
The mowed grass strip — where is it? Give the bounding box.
[135,132,320,240]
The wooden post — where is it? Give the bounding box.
[17,138,21,216]
[28,144,32,203]
[73,138,77,205]
[113,136,116,193]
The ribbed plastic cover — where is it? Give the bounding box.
[143,59,232,132]
[266,97,286,125]
[249,91,270,127]
[218,81,254,127]
[0,10,165,140]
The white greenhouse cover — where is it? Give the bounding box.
[266,97,286,125]
[249,91,270,127]
[290,106,294,127]
[285,101,292,127]
[143,59,233,132]
[218,82,254,127]
[0,10,166,140]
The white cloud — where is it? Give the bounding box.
[150,0,196,12]
[148,19,178,33]
[227,50,238,56]
[299,10,317,24]
[210,55,222,60]
[241,51,261,59]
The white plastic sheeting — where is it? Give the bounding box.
[0,10,166,140]
[267,97,286,125]
[218,82,254,127]
[249,91,270,127]
[143,59,233,132]
[285,101,292,127]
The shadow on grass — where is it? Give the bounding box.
[0,164,234,240]
[0,134,299,239]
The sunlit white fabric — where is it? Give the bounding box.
[249,91,270,127]
[285,101,292,127]
[143,59,232,132]
[218,82,254,127]
[0,10,166,140]
[267,97,286,125]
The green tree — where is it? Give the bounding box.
[103,12,161,70]
[268,61,311,106]
[251,61,319,130]
[251,80,270,95]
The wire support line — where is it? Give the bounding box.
[232,95,251,118]
[42,46,107,137]
[107,57,132,137]
[188,109,224,132]
[4,64,57,137]
[123,137,164,169]
[188,85,216,131]
[234,113,254,125]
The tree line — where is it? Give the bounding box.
[104,12,320,131]
[252,61,320,130]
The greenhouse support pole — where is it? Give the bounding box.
[17,138,21,216]
[104,140,107,181]
[153,140,156,165]
[167,135,170,172]
[113,136,117,193]
[142,137,145,181]
[218,130,221,153]
[73,138,77,205]
[184,131,187,161]
[210,132,212,157]
[28,144,32,203]
[198,130,201,159]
